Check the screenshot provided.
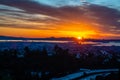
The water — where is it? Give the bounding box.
[94,42,120,46]
[0,40,73,43]
[0,40,120,46]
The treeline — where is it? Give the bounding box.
[0,45,119,80]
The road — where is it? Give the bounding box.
[52,69,119,80]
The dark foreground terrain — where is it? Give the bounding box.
[0,42,120,80]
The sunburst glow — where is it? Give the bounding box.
[77,36,82,40]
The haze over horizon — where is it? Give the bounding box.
[0,0,120,39]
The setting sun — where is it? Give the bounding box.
[77,37,82,40]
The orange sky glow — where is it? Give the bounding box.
[0,1,120,39]
[0,24,119,39]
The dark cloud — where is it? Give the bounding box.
[0,0,60,16]
[87,5,120,33]
[89,5,120,25]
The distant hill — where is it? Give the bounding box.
[0,36,26,40]
[0,36,74,40]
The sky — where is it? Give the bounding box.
[0,0,120,39]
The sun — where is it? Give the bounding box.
[77,36,82,40]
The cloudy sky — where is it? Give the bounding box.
[0,0,120,39]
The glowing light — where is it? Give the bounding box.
[77,36,82,40]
